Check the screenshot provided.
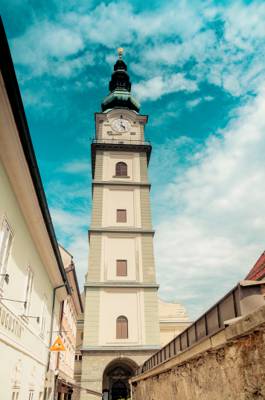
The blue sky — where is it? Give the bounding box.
[2,0,265,318]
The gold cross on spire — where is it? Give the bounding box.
[117,47,124,59]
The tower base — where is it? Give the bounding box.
[80,349,157,400]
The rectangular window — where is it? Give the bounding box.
[0,218,13,289]
[116,260,127,276]
[116,209,127,223]
[24,267,34,315]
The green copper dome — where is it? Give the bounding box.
[101,49,140,112]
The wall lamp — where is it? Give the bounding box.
[19,314,40,323]
[0,273,9,284]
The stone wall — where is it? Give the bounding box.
[131,305,265,400]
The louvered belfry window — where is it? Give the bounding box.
[116,260,127,276]
[116,209,127,223]
[116,316,128,339]
[116,162,127,177]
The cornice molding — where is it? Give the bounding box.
[88,227,154,235]
[92,180,151,188]
[91,140,152,178]
[84,282,159,289]
[82,345,160,352]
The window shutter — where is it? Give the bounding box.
[116,162,128,177]
[116,260,127,276]
[116,316,128,339]
[116,209,127,223]
[117,319,122,339]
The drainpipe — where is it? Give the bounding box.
[44,283,66,400]
[55,299,65,400]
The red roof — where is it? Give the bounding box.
[246,251,265,281]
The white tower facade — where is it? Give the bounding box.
[81,50,160,400]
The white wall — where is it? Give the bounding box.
[102,151,141,182]
[98,289,145,346]
[100,234,144,283]
[58,296,78,379]
[0,160,61,399]
[102,187,141,228]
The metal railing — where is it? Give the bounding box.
[91,138,151,146]
[136,280,265,375]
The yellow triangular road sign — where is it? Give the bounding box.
[49,335,65,352]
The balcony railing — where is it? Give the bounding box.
[136,280,265,375]
[91,138,151,146]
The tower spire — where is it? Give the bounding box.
[101,48,140,112]
[117,47,124,59]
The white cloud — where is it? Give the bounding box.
[186,98,201,109]
[47,176,90,290]
[58,160,91,174]
[140,30,216,68]
[50,208,87,237]
[11,21,91,77]
[68,236,88,288]
[11,1,265,100]
[50,208,88,289]
[22,89,53,109]
[186,95,214,109]
[65,1,203,48]
[204,96,214,102]
[224,2,265,43]
[155,85,265,318]
[134,74,198,101]
[46,180,89,209]
[134,2,265,98]
[10,1,204,80]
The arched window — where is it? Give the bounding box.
[115,162,127,177]
[116,316,128,339]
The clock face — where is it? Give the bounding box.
[111,118,131,133]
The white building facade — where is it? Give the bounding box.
[57,246,84,399]
[0,20,71,400]
[158,299,191,347]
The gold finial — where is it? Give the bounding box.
[117,47,124,59]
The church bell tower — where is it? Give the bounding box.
[81,49,160,400]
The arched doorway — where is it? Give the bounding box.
[102,358,138,400]
[112,380,127,400]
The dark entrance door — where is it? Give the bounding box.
[111,380,128,400]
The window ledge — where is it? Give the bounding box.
[112,175,130,179]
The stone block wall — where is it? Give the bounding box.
[132,305,265,400]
